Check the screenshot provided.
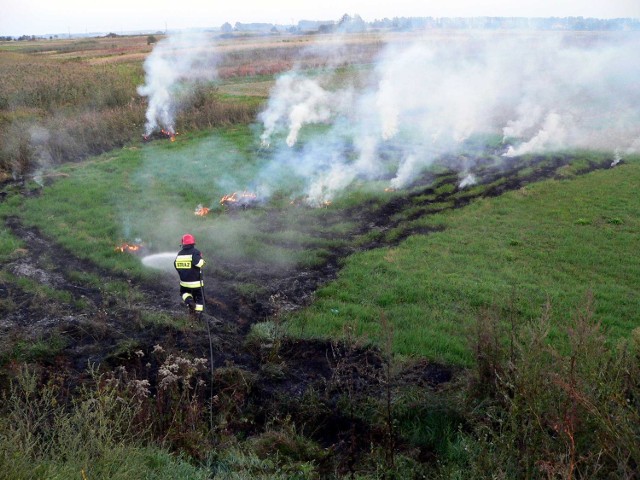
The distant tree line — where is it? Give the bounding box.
[3,15,639,41]
[227,14,640,34]
[369,16,640,31]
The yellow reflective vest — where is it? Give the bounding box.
[174,246,205,288]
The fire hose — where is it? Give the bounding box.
[200,269,215,433]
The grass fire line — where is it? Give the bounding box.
[194,204,210,216]
[219,191,258,208]
[114,242,143,253]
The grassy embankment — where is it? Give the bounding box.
[286,154,640,365]
[2,35,638,372]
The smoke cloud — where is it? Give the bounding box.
[257,32,640,204]
[27,125,54,185]
[259,74,354,148]
[127,32,640,278]
[137,32,221,136]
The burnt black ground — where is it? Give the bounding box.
[0,152,617,471]
[1,152,616,381]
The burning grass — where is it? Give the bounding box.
[219,190,258,208]
[193,204,210,216]
[142,129,178,142]
[114,242,143,253]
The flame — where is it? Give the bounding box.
[220,192,237,204]
[115,242,141,253]
[160,129,177,142]
[194,204,210,216]
[384,187,396,192]
[142,129,178,142]
[220,190,258,206]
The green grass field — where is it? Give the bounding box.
[2,122,638,367]
[286,157,640,365]
[2,129,360,276]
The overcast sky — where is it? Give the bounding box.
[2,0,639,37]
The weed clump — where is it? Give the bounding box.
[0,364,209,479]
[444,293,640,478]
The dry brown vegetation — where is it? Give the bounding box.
[0,32,391,181]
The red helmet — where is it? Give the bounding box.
[181,233,195,246]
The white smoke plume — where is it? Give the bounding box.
[627,137,640,155]
[611,148,622,167]
[259,73,353,147]
[257,32,640,204]
[504,112,569,157]
[458,173,477,189]
[137,32,220,136]
[28,125,54,186]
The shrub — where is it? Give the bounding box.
[0,363,217,479]
[0,49,258,177]
[447,294,640,478]
[244,320,285,362]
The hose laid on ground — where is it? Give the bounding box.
[200,269,215,434]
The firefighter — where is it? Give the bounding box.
[174,233,206,317]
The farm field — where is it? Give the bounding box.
[1,29,639,479]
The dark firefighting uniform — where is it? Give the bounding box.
[174,245,206,313]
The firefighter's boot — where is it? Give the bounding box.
[185,297,196,313]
